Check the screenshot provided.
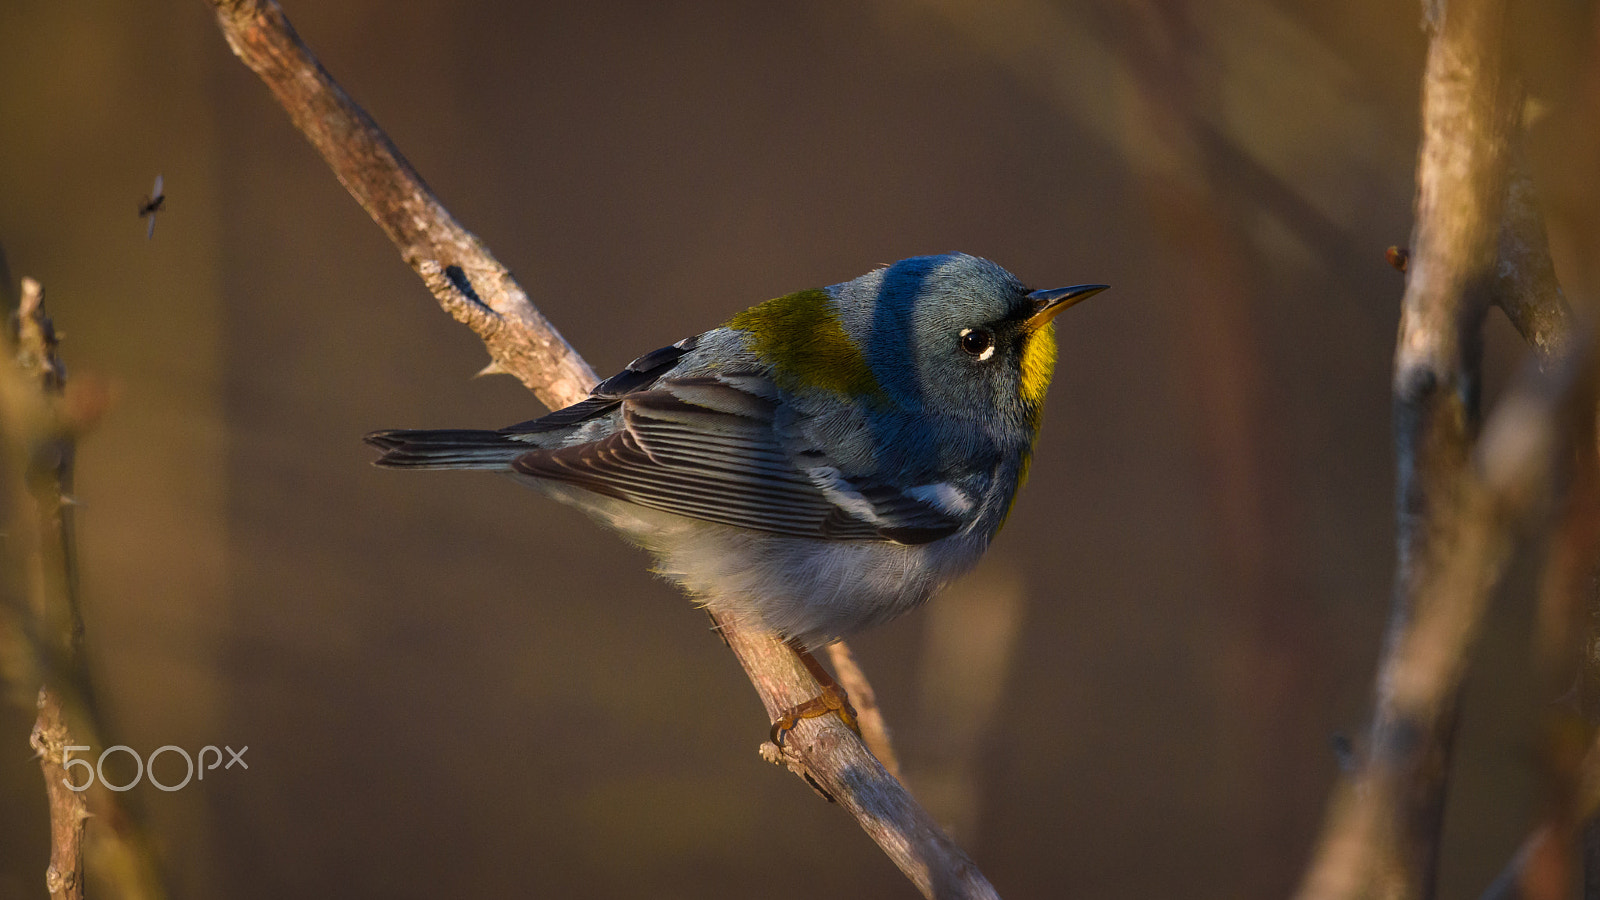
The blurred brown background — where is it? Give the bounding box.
[2,1,1598,897]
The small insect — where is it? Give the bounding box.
[1385,245,1409,273]
[138,175,165,240]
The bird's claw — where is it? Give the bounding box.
[770,684,860,747]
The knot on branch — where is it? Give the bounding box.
[29,700,70,766]
[416,259,503,329]
[13,278,64,391]
[441,264,491,313]
[44,864,79,895]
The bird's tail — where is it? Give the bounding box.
[364,429,527,470]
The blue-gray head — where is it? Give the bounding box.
[727,253,1105,432]
[838,254,1103,431]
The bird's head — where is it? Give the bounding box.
[727,253,1104,434]
[834,253,1105,432]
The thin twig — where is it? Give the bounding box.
[827,641,902,779]
[912,570,1026,841]
[206,2,995,896]
[29,690,87,900]
[1492,150,1574,366]
[1471,149,1595,889]
[1477,364,1599,900]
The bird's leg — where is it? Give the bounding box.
[770,640,861,746]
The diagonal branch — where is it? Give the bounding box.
[1475,362,1599,900]
[827,639,903,778]
[1297,326,1592,900]
[206,2,990,896]
[1469,148,1592,900]
[1492,150,1574,366]
[208,0,595,413]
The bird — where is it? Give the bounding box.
[366,253,1105,743]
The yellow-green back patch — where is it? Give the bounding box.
[728,289,886,400]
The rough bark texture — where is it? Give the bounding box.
[29,688,87,900]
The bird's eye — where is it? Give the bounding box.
[958,327,995,360]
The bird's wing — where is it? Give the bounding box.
[500,334,705,434]
[509,373,965,544]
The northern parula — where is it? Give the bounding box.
[367,253,1104,737]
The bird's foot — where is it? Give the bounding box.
[770,683,860,747]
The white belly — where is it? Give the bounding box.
[533,479,989,647]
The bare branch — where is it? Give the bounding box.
[207,1,996,895]
[11,278,87,900]
[29,689,87,900]
[207,0,595,412]
[827,641,902,779]
[1474,261,1596,900]
[739,629,998,900]
[1296,0,1540,896]
[1300,332,1592,900]
[1373,0,1516,890]
[4,279,165,900]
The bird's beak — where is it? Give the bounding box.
[1026,284,1108,328]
